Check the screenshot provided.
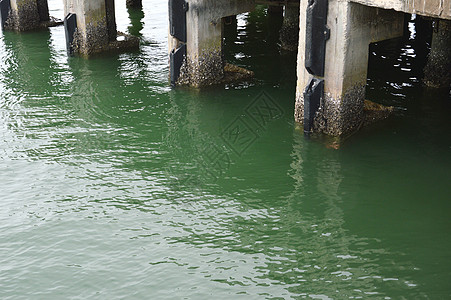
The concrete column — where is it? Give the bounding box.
[37,0,50,22]
[295,1,404,136]
[423,19,451,88]
[181,0,224,86]
[63,0,138,56]
[280,4,299,51]
[105,0,116,41]
[2,0,62,31]
[175,0,255,87]
[126,0,142,9]
[4,0,43,31]
[64,0,109,55]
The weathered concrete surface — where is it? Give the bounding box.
[4,0,61,31]
[105,0,116,42]
[5,0,41,31]
[176,0,255,87]
[295,1,404,136]
[423,19,451,88]
[351,0,451,20]
[36,0,49,22]
[64,0,109,55]
[64,0,138,56]
[280,5,300,51]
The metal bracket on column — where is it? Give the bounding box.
[305,0,330,77]
[64,13,77,56]
[303,77,324,134]
[0,0,11,29]
[170,44,186,86]
[169,0,188,43]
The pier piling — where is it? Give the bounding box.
[424,19,451,88]
[169,0,254,87]
[295,1,404,136]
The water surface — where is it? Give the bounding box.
[1,2,450,299]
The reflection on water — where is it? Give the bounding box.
[127,6,145,37]
[287,135,422,298]
[0,2,450,299]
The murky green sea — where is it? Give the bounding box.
[1,1,450,298]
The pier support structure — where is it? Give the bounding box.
[169,0,255,87]
[423,19,451,88]
[295,1,404,136]
[2,0,50,31]
[64,0,110,55]
[63,0,138,57]
[36,0,49,22]
[280,4,300,51]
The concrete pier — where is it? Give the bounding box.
[295,1,404,136]
[170,0,255,87]
[64,0,109,55]
[169,0,449,133]
[423,19,451,88]
[64,0,139,56]
[280,4,299,51]
[4,0,47,31]
[105,0,116,42]
[36,0,49,22]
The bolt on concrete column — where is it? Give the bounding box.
[126,0,142,9]
[4,0,45,31]
[423,19,451,88]
[295,1,404,136]
[280,4,299,51]
[176,0,254,87]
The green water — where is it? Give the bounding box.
[1,2,450,299]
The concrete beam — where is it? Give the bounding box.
[351,0,451,20]
[295,1,404,136]
[256,0,300,6]
[187,0,255,20]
